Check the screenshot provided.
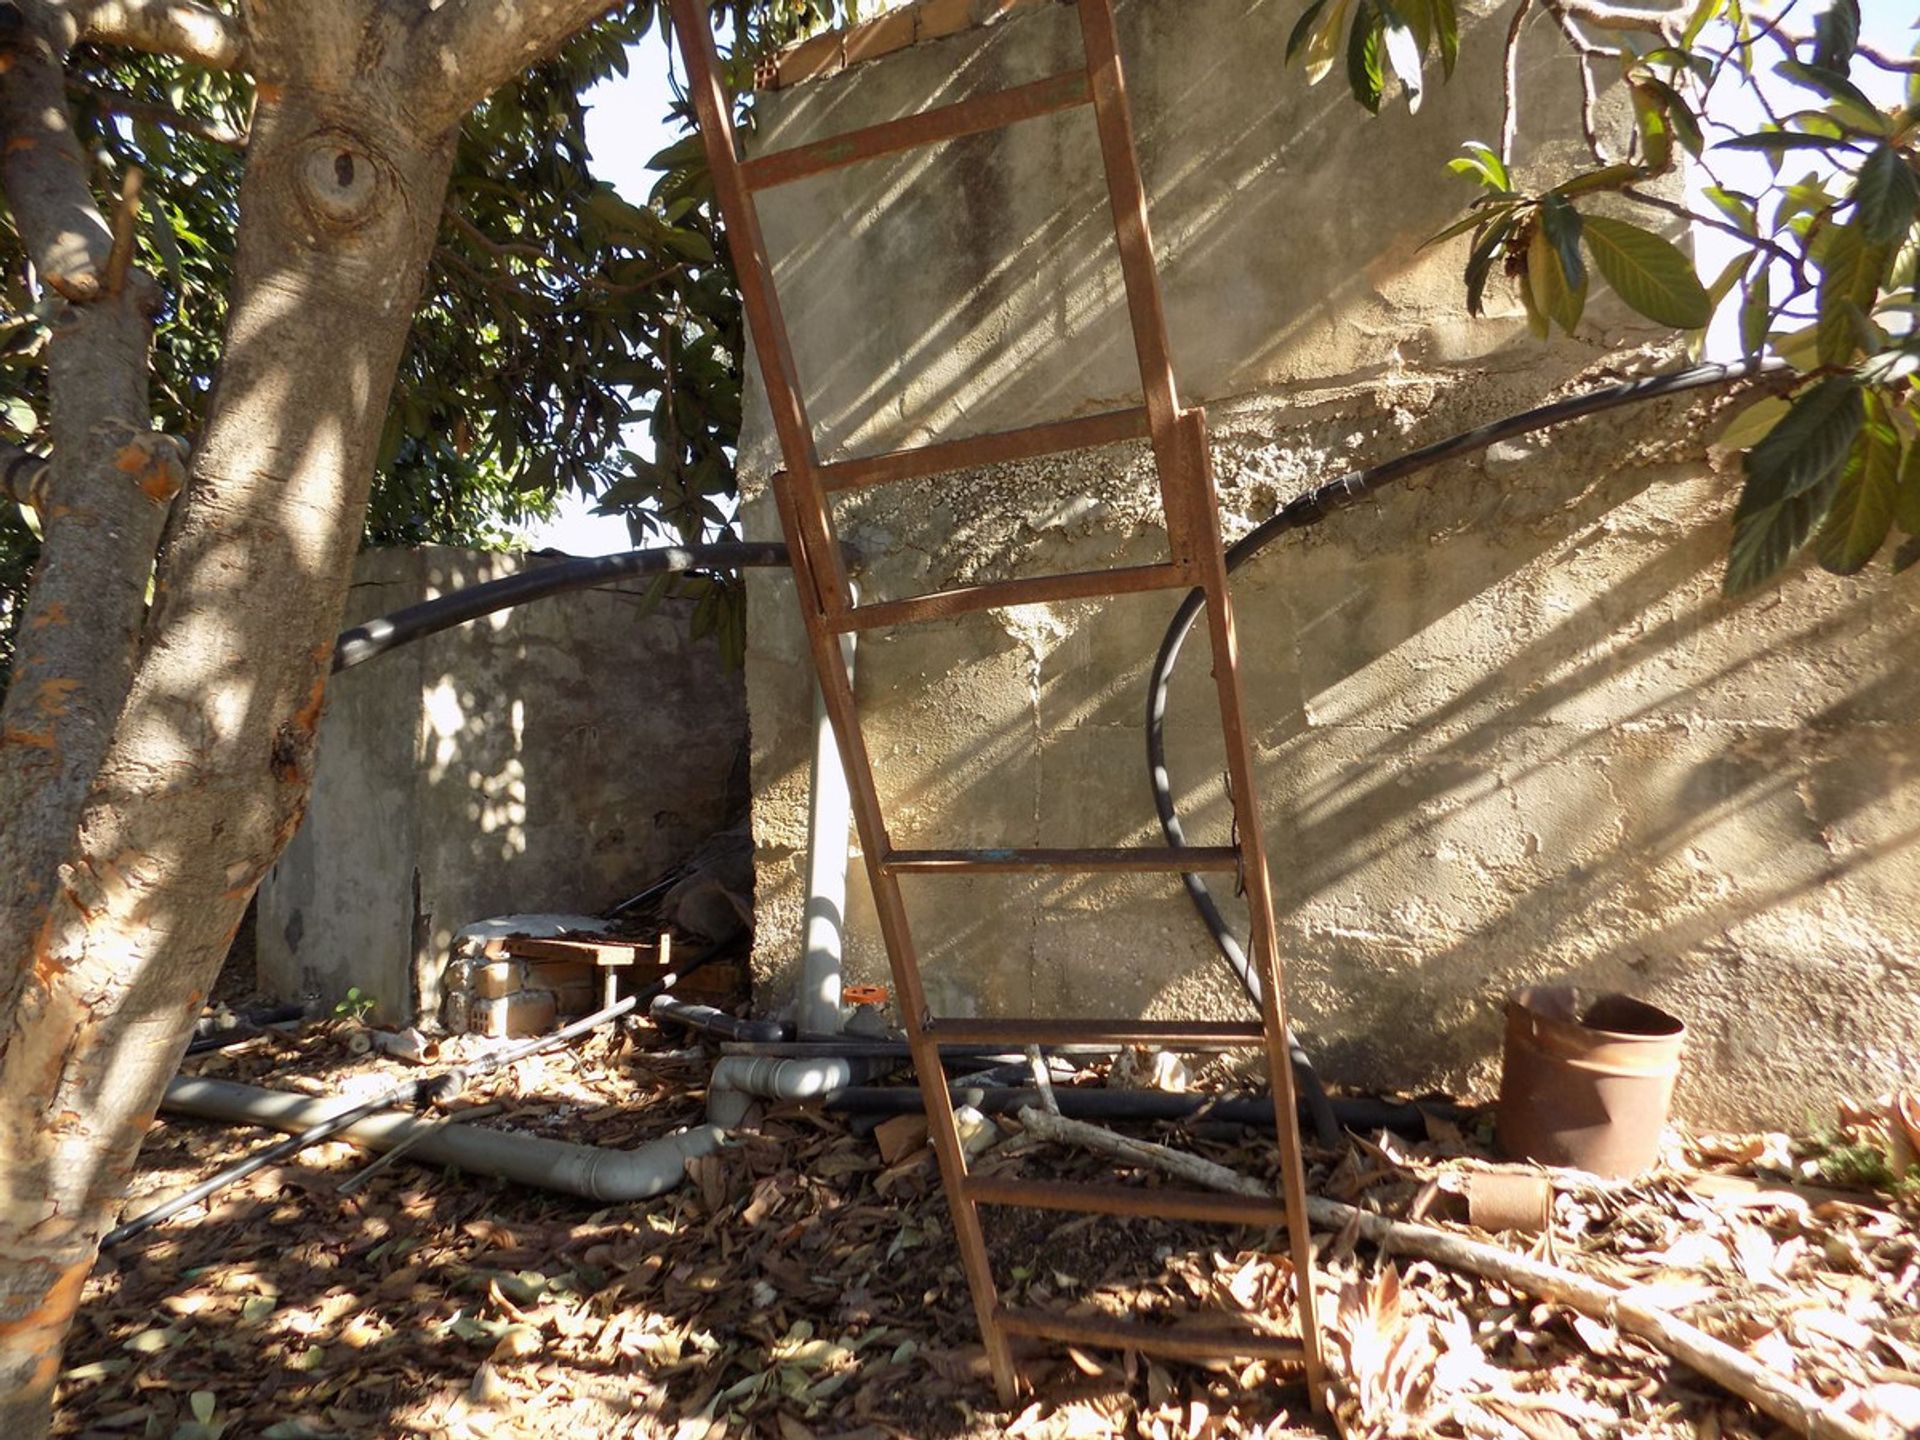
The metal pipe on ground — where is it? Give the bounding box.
[160,1077,725,1202]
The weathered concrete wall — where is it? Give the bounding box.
[259,546,747,1024]
[738,0,1920,1125]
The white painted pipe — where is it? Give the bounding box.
[704,1054,895,1128]
[798,601,857,1039]
[162,1077,725,1202]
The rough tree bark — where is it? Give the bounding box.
[0,1,623,1430]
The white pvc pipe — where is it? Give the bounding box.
[704,1054,895,1128]
[798,607,857,1039]
[163,1077,725,1202]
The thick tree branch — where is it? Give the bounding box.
[0,0,114,299]
[0,441,49,511]
[66,75,249,147]
[75,0,249,70]
[404,0,624,136]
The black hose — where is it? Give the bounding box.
[1148,358,1786,1110]
[822,1085,1462,1139]
[331,542,808,673]
[105,952,718,1248]
[651,994,793,1044]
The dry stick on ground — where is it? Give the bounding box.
[1014,1107,1878,1440]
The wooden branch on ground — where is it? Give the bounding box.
[1015,1107,1878,1440]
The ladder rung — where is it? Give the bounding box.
[819,407,1152,492]
[884,846,1238,875]
[924,1018,1268,1047]
[994,1306,1306,1367]
[967,1175,1288,1227]
[832,562,1186,633]
[743,69,1093,191]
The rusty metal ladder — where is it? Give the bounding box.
[667,0,1326,1405]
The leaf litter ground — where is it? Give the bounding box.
[55,1018,1920,1440]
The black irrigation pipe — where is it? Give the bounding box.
[105,952,719,1249]
[331,541,808,673]
[1148,358,1786,1037]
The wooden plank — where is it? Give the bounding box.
[966,1176,1289,1228]
[742,70,1091,191]
[818,407,1151,492]
[884,846,1238,874]
[924,1018,1266,1047]
[833,562,1183,633]
[500,936,644,967]
[994,1307,1306,1367]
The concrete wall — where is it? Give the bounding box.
[738,0,1920,1125]
[258,546,747,1024]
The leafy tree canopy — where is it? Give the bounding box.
[1,0,861,683]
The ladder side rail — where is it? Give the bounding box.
[668,0,850,614]
[1174,412,1329,1402]
[1073,0,1204,573]
[668,1,1017,1399]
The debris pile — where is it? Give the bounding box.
[58,1015,1920,1440]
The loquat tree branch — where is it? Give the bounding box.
[0,0,114,299]
[404,0,626,136]
[75,0,248,70]
[66,74,249,146]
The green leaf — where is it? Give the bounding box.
[1896,435,1920,535]
[1814,409,1897,573]
[1814,222,1888,365]
[1346,1,1384,113]
[1527,219,1586,334]
[1552,163,1643,199]
[1715,131,1861,156]
[1300,0,1355,84]
[1286,0,1331,60]
[1450,140,1510,193]
[1715,394,1789,452]
[1851,144,1920,248]
[1811,0,1860,75]
[1538,195,1585,294]
[1629,83,1675,170]
[1430,0,1459,76]
[1727,471,1838,595]
[1377,0,1424,112]
[1702,185,1756,230]
[1580,214,1712,329]
[1463,214,1515,317]
[1682,0,1725,48]
[1741,376,1864,513]
[1739,266,1771,358]
[1774,59,1884,132]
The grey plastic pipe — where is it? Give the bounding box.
[162,1076,726,1202]
[705,1053,897,1127]
[798,595,857,1039]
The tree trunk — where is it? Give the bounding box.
[0,278,181,1021]
[0,72,454,1434]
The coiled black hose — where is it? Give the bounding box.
[1147,358,1785,1107]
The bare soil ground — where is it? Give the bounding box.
[55,1017,1920,1440]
